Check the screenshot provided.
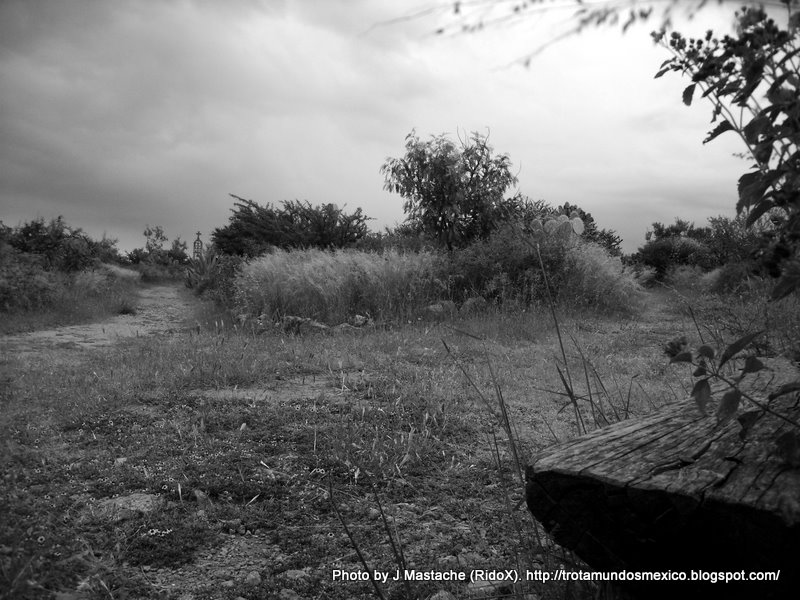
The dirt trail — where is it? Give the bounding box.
[1,284,196,358]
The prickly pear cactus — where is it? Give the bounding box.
[530,211,585,243]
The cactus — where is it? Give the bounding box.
[185,249,219,290]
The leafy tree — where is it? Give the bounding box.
[143,225,168,256]
[167,237,189,265]
[381,130,519,250]
[4,216,118,272]
[212,194,370,256]
[653,4,800,297]
[128,225,186,266]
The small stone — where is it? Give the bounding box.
[457,551,482,566]
[279,590,301,600]
[284,568,310,580]
[430,592,458,600]
[437,555,458,569]
[367,508,380,520]
[221,580,235,588]
[244,571,262,586]
[467,580,503,599]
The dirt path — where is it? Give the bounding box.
[1,284,197,358]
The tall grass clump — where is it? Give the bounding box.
[559,240,644,314]
[234,248,446,323]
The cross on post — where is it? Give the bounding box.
[193,231,203,260]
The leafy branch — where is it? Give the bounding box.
[665,332,800,429]
[652,5,800,298]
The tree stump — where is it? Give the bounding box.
[525,396,800,598]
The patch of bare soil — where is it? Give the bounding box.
[2,285,196,358]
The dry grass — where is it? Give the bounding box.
[0,286,700,599]
[234,248,447,324]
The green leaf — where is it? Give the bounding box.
[770,265,800,300]
[703,119,735,144]
[768,380,800,401]
[741,356,766,375]
[693,362,707,377]
[745,199,775,226]
[697,345,716,359]
[670,350,693,364]
[717,388,741,423]
[743,115,771,144]
[719,331,764,369]
[682,83,697,106]
[691,379,712,414]
[737,410,760,440]
[775,432,800,467]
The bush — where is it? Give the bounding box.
[3,216,121,272]
[637,236,713,278]
[706,261,762,295]
[234,248,446,323]
[186,250,243,306]
[447,223,553,305]
[0,250,57,311]
[212,196,370,256]
[559,240,644,313]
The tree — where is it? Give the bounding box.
[143,225,168,256]
[212,194,371,256]
[381,130,519,250]
[653,4,800,297]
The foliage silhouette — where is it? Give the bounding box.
[381,130,519,250]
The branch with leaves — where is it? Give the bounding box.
[653,5,800,298]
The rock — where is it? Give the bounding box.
[96,492,162,522]
[279,590,301,600]
[221,580,235,588]
[459,297,488,316]
[193,489,212,510]
[436,555,458,569]
[284,568,311,580]
[351,314,371,327]
[422,301,456,321]
[281,316,329,334]
[244,570,262,586]
[457,551,483,566]
[429,592,458,600]
[439,300,457,315]
[466,579,505,598]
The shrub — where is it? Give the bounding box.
[234,248,445,323]
[3,216,122,272]
[212,195,370,256]
[0,251,57,311]
[706,261,762,295]
[186,249,243,306]
[637,236,713,278]
[559,240,644,313]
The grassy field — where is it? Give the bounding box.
[1,282,796,599]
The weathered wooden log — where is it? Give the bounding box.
[525,396,800,599]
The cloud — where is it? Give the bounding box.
[1,0,749,253]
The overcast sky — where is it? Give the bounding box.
[1,0,750,254]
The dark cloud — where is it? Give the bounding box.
[1,0,747,253]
